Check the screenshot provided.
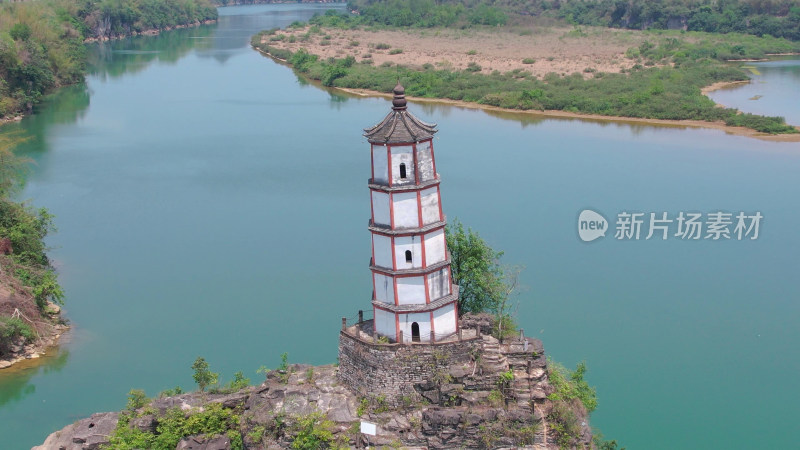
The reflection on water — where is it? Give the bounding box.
[707,58,800,125]
[0,348,69,409]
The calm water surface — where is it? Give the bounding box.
[1,5,799,449]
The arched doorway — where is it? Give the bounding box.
[411,322,420,342]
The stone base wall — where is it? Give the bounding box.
[337,328,482,404]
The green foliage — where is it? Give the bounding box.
[388,48,403,55]
[126,389,148,411]
[356,397,368,416]
[191,357,219,393]
[522,58,536,64]
[305,367,314,383]
[108,402,242,450]
[0,316,36,355]
[159,386,183,397]
[445,219,506,315]
[228,371,250,391]
[290,411,335,450]
[487,389,504,407]
[547,360,598,413]
[549,400,581,449]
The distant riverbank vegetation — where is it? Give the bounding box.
[0,0,217,119]
[253,18,799,134]
[0,132,64,358]
[345,0,800,41]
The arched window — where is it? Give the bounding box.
[399,163,407,179]
[405,250,412,263]
[411,322,420,342]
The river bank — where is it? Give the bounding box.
[255,46,800,142]
[254,19,800,136]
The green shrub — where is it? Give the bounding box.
[126,389,148,411]
[547,361,597,413]
[0,317,36,354]
[375,43,391,50]
[388,48,403,55]
[290,411,335,450]
[522,58,536,64]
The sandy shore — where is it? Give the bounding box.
[269,25,645,77]
[255,46,800,142]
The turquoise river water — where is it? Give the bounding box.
[1,4,799,449]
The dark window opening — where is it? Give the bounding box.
[411,322,420,342]
[405,250,412,263]
[399,163,407,179]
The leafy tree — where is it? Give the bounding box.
[191,357,218,392]
[446,218,507,315]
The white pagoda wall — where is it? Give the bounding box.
[372,234,392,268]
[399,312,431,342]
[394,236,422,269]
[433,303,457,335]
[420,187,440,225]
[416,140,435,182]
[373,272,394,304]
[390,145,415,185]
[371,191,390,226]
[428,267,451,301]
[424,229,446,266]
[393,192,419,228]
[372,145,388,183]
[375,308,396,338]
[396,276,426,304]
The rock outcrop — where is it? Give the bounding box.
[35,327,593,449]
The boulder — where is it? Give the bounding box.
[175,434,231,450]
[33,412,119,450]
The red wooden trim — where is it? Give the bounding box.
[388,192,396,230]
[395,313,401,342]
[370,145,375,182]
[373,305,377,335]
[436,186,444,223]
[430,311,435,333]
[412,143,419,186]
[428,139,437,175]
[370,190,375,225]
[386,146,392,187]
[393,276,399,306]
[371,271,377,301]
[454,301,459,331]
[424,272,431,304]
[416,191,423,228]
[390,235,397,271]
[420,234,427,269]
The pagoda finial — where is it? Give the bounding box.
[392,82,407,110]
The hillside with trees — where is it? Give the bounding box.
[0,0,217,119]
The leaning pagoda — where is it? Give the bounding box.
[364,83,459,343]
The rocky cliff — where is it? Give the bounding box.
[35,325,594,449]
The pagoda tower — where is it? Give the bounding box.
[364,84,459,343]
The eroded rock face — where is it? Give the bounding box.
[175,434,231,450]
[36,334,593,449]
[33,412,119,450]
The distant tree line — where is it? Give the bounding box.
[0,0,217,118]
[348,0,800,40]
[346,0,508,27]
